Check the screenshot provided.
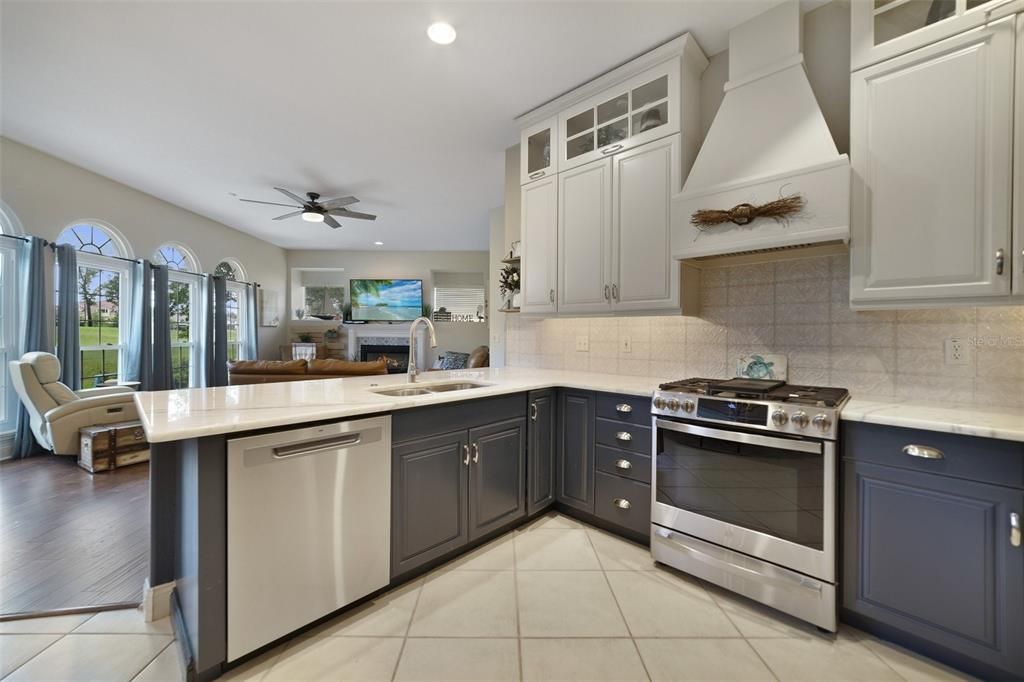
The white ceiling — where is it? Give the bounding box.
[2,1,784,251]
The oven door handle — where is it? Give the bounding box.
[654,419,823,455]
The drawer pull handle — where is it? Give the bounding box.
[530,402,538,421]
[615,403,633,414]
[601,144,624,155]
[1012,512,1021,548]
[615,458,632,470]
[615,431,632,442]
[902,444,944,460]
[463,444,470,466]
[529,170,545,179]
[613,498,631,510]
[472,443,480,464]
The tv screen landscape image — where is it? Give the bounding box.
[350,279,424,321]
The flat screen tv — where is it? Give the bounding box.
[350,279,424,322]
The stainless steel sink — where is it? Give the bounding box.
[423,381,490,392]
[371,387,434,397]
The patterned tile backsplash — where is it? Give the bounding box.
[504,254,1024,407]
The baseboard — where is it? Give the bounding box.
[169,589,198,682]
[142,578,175,622]
[0,431,14,461]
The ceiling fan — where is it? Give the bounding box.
[238,187,377,229]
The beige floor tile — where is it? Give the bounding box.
[636,638,775,682]
[514,529,601,570]
[586,528,657,571]
[446,536,515,571]
[308,580,421,638]
[0,613,94,634]
[606,571,739,637]
[517,571,628,637]
[264,636,402,681]
[393,638,519,682]
[707,586,822,638]
[218,644,286,681]
[860,638,977,681]
[748,636,904,681]
[0,634,61,678]
[409,571,517,637]
[132,642,183,681]
[521,638,647,682]
[75,609,174,635]
[5,633,172,682]
[519,512,584,531]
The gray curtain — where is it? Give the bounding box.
[13,237,51,458]
[54,243,81,390]
[244,283,259,360]
[151,265,173,391]
[198,275,215,388]
[124,260,153,390]
[213,276,228,386]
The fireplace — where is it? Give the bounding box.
[360,344,410,374]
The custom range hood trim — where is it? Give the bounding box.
[672,0,850,260]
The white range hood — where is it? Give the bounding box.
[672,0,849,259]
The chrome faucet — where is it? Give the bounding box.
[407,316,438,383]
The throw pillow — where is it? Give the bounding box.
[438,351,470,370]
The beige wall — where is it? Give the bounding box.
[0,137,290,357]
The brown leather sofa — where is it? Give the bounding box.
[228,358,388,385]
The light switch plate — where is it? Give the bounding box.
[575,335,589,352]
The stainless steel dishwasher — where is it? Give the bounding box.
[226,415,391,660]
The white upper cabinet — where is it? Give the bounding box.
[852,0,1024,70]
[1015,13,1024,297]
[558,61,680,173]
[612,135,681,312]
[520,117,558,186]
[850,17,1017,307]
[520,176,559,313]
[558,158,613,314]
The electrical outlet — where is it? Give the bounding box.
[944,337,968,365]
[621,336,632,353]
[575,335,589,352]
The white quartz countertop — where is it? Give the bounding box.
[134,367,1024,444]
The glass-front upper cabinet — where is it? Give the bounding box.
[851,0,1022,70]
[519,117,559,185]
[557,59,680,172]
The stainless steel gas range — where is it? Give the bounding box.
[650,377,849,631]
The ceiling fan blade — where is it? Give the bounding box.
[239,198,301,208]
[272,210,304,221]
[319,196,359,209]
[323,214,342,229]
[274,187,309,206]
[329,209,377,221]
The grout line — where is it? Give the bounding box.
[389,579,424,682]
[511,521,523,682]
[742,637,782,682]
[128,638,176,682]
[2,630,70,678]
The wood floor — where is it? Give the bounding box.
[0,455,149,615]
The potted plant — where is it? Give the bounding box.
[499,264,521,309]
[297,333,314,343]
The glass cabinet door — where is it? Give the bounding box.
[873,0,955,45]
[520,116,558,185]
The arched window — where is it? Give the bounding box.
[0,200,24,236]
[56,223,129,257]
[215,259,246,282]
[153,243,199,272]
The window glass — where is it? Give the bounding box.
[215,261,238,281]
[432,286,486,322]
[154,244,196,272]
[78,265,125,388]
[56,224,125,257]
[169,279,194,388]
[226,285,243,361]
[0,243,17,430]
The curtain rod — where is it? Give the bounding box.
[0,233,32,243]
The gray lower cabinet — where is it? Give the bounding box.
[469,419,526,540]
[558,390,595,514]
[391,395,528,578]
[527,389,557,514]
[842,423,1024,679]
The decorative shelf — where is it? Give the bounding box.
[498,307,521,313]
[501,256,521,265]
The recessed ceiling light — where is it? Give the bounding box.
[302,211,325,223]
[427,22,456,45]
[374,241,384,246]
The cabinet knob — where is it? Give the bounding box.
[615,458,633,470]
[902,444,944,460]
[613,498,631,510]
[1011,512,1021,548]
[996,248,1005,276]
[615,403,633,414]
[615,431,632,442]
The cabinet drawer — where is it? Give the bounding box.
[842,422,1024,489]
[595,418,650,454]
[594,471,650,536]
[595,445,651,484]
[595,394,651,426]
[394,394,527,444]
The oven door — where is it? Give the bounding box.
[652,418,835,582]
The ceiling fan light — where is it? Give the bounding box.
[302,211,324,223]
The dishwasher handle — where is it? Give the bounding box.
[273,433,363,459]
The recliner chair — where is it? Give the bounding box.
[8,352,140,456]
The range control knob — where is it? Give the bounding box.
[667,398,681,412]
[771,410,789,426]
[791,411,810,429]
[653,397,667,410]
[682,399,696,413]
[813,414,832,432]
